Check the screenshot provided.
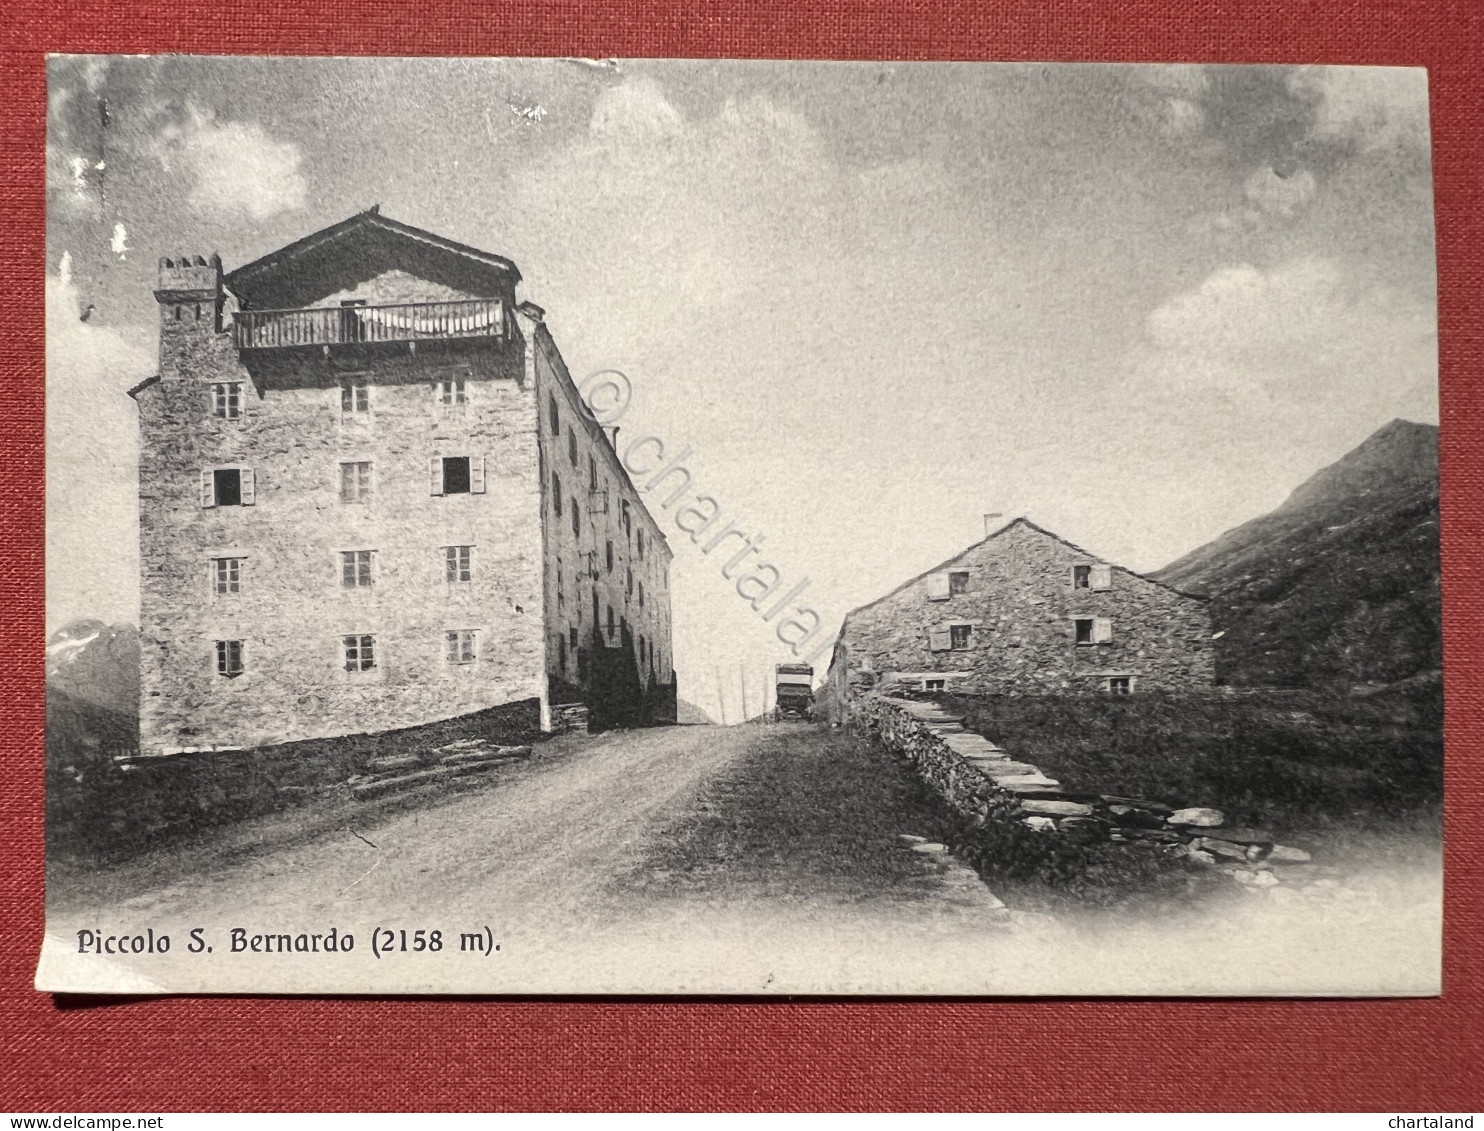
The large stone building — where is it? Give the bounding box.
[829,517,1213,698]
[131,208,674,756]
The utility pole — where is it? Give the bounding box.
[714,665,726,726]
[739,662,749,723]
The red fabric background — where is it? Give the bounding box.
[2,0,1480,1112]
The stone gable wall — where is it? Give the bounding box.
[836,521,1214,696]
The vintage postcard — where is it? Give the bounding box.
[38,57,1442,996]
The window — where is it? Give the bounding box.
[626,566,633,597]
[343,634,376,673]
[440,377,466,405]
[950,624,972,650]
[202,467,254,507]
[1074,564,1113,590]
[568,427,578,466]
[553,472,563,516]
[213,383,242,419]
[446,545,472,583]
[924,678,945,692]
[606,540,614,573]
[340,380,369,414]
[639,635,647,666]
[445,629,477,665]
[212,557,242,595]
[606,605,615,642]
[549,393,560,435]
[571,501,580,536]
[622,500,632,541]
[341,550,374,589]
[588,454,598,492]
[1075,617,1113,644]
[949,570,969,595]
[926,572,952,601]
[1105,676,1133,695]
[340,461,372,504]
[558,633,568,670]
[638,580,645,608]
[637,528,645,559]
[569,625,579,651]
[556,565,564,606]
[442,457,469,495]
[430,456,485,495]
[216,639,243,677]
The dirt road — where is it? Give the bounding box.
[42,722,1014,994]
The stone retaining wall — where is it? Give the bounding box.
[850,694,1314,888]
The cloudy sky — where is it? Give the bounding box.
[46,57,1437,721]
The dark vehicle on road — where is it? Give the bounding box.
[774,664,815,720]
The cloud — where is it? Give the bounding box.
[1244,165,1317,214]
[47,256,154,629]
[1136,257,1437,418]
[1290,66,1431,151]
[155,106,307,221]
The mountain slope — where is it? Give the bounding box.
[1153,419,1440,689]
[47,619,140,715]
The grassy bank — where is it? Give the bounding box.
[939,680,1443,838]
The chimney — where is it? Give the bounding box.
[983,512,1004,537]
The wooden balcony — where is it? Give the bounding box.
[233,298,508,351]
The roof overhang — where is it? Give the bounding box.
[224,208,522,310]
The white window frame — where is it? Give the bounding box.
[339,460,373,504]
[212,382,243,420]
[342,633,377,674]
[340,549,375,589]
[201,465,255,508]
[445,628,478,666]
[211,556,243,596]
[215,638,244,678]
[446,545,473,584]
[949,623,973,650]
[438,375,467,406]
[340,379,370,414]
[430,455,486,496]
[1104,674,1136,695]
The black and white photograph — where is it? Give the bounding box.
[39,56,1442,995]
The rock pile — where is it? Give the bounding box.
[854,695,1316,891]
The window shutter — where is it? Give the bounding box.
[1091,564,1112,590]
[240,467,256,506]
[430,457,444,496]
[471,456,486,494]
[926,572,951,601]
[1092,617,1113,643]
[928,627,952,652]
[200,469,215,508]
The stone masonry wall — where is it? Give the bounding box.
[529,316,675,708]
[138,278,544,754]
[850,694,1315,891]
[836,519,1214,696]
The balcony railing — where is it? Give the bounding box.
[233,298,507,351]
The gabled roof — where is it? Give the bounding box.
[842,516,1205,622]
[224,208,522,310]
